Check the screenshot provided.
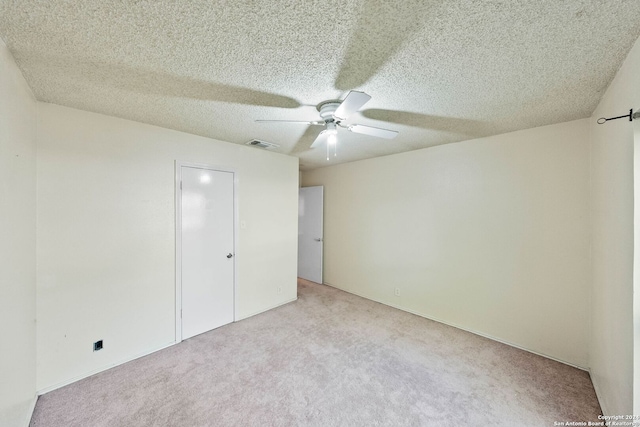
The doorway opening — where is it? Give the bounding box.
[298,185,324,284]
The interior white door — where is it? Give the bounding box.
[181,166,234,340]
[298,186,323,283]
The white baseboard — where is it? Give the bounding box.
[24,394,37,427]
[323,281,589,371]
[235,297,298,321]
[589,372,608,416]
[37,341,177,396]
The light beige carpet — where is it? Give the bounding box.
[30,279,601,426]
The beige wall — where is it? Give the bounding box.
[0,39,37,426]
[590,35,640,416]
[36,104,299,391]
[303,119,591,367]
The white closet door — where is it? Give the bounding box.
[181,166,234,340]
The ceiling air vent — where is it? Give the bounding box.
[245,139,279,149]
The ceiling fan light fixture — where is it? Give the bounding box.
[327,133,337,145]
[321,121,338,136]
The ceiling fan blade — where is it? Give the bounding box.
[348,124,398,139]
[333,91,372,120]
[290,126,325,154]
[310,131,328,149]
[256,120,324,125]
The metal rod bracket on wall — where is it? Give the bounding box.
[597,109,640,124]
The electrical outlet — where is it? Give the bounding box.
[277,286,282,295]
[394,288,400,297]
[93,340,103,352]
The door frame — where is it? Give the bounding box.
[175,160,238,343]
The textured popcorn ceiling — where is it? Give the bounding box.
[1,1,639,170]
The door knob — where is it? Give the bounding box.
[227,253,233,258]
[314,238,323,242]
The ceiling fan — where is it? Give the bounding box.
[256,91,398,158]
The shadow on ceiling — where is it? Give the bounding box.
[334,0,441,91]
[361,108,496,137]
[17,52,301,109]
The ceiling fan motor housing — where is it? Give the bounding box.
[317,101,341,123]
